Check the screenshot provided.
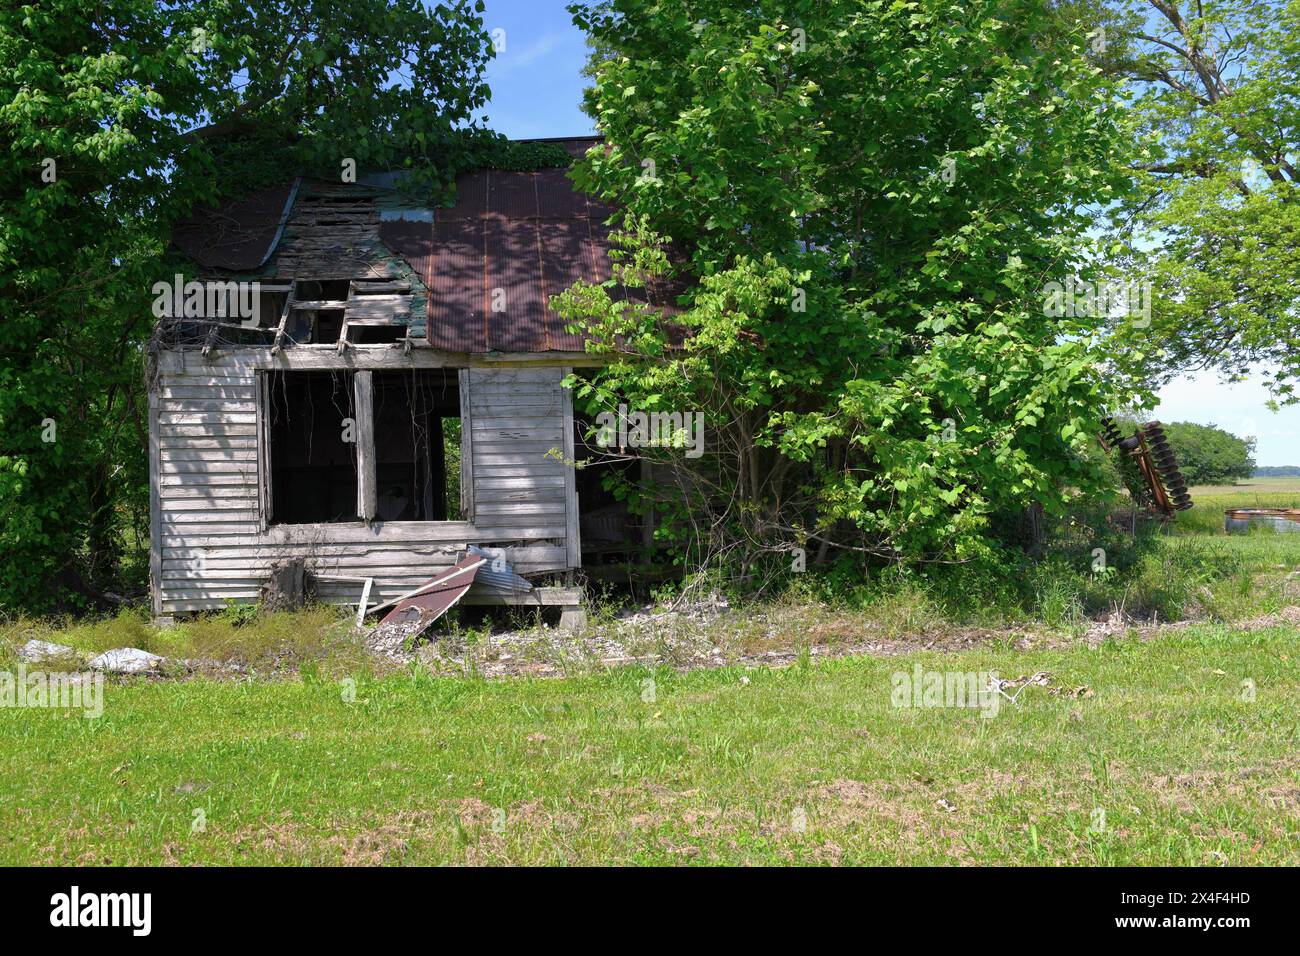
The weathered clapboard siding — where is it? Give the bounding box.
[150,353,577,614]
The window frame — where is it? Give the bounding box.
[257,367,472,530]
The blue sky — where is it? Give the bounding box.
[476,0,595,139]
[1154,373,1298,467]
[474,1,1298,466]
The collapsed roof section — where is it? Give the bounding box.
[169,137,682,354]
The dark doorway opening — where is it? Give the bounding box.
[574,410,648,565]
[372,370,462,521]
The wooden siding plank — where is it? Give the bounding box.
[160,543,566,564]
[343,294,410,322]
[472,426,564,442]
[159,400,256,413]
[160,424,258,438]
[159,413,258,425]
[473,464,557,478]
[159,461,257,474]
[476,476,566,489]
[159,452,258,464]
[474,501,566,515]
[159,489,258,502]
[158,500,258,512]
[159,386,256,400]
[562,371,581,570]
[158,438,258,451]
[474,454,566,468]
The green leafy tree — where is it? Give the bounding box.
[0,1,494,610]
[1159,421,1256,484]
[1058,0,1300,399]
[558,0,1136,572]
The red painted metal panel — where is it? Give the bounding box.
[377,555,482,628]
[439,171,489,220]
[540,218,598,352]
[486,218,547,352]
[488,171,539,220]
[535,167,589,219]
[426,217,487,352]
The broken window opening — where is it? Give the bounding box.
[349,324,407,345]
[161,283,288,346]
[253,288,289,330]
[372,370,463,522]
[296,279,351,302]
[276,279,415,347]
[283,279,350,345]
[267,371,359,524]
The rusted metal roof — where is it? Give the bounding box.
[173,137,683,352]
[171,178,300,272]
[375,555,484,628]
[379,138,637,353]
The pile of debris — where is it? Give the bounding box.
[20,640,165,675]
[361,547,534,659]
[17,640,247,678]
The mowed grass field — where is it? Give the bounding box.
[2,625,1296,865]
[1,480,1297,865]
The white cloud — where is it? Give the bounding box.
[1154,368,1300,466]
[486,32,565,79]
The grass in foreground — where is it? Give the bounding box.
[2,623,1295,865]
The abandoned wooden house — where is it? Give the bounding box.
[148,137,669,628]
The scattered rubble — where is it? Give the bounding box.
[386,597,1007,679]
[174,658,248,678]
[15,595,1295,686]
[359,596,1300,681]
[18,640,85,665]
[365,617,433,660]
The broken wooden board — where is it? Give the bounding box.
[344,293,410,323]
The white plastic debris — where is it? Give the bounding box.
[89,647,166,674]
[18,639,82,664]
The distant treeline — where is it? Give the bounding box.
[1254,465,1300,477]
[1109,420,1256,485]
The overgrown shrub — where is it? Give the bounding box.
[558,0,1136,583]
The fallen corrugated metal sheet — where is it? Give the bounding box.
[467,545,534,594]
[376,555,484,628]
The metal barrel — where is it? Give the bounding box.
[1224,509,1300,533]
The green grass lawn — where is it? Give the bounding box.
[1,623,1296,865]
[2,480,1297,866]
